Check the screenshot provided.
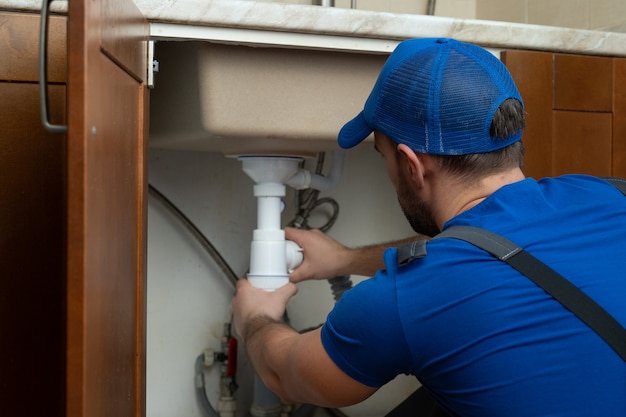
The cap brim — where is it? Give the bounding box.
[338,111,373,149]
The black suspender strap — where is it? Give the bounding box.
[435,225,626,362]
[603,176,626,195]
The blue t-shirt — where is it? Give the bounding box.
[321,175,626,417]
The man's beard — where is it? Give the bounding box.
[396,168,441,237]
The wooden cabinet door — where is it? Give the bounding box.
[0,12,67,417]
[66,0,149,416]
[502,50,626,179]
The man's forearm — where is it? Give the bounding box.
[236,304,379,407]
[347,234,428,277]
[242,315,299,401]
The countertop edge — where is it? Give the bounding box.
[2,0,625,57]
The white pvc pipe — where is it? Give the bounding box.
[254,183,284,231]
[240,156,303,290]
[240,153,342,290]
[286,150,345,191]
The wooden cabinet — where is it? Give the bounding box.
[1,1,148,415]
[0,11,67,417]
[502,50,626,179]
[66,1,149,415]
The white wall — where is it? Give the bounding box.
[147,145,420,417]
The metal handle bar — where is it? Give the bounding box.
[39,0,67,134]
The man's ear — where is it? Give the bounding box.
[397,144,425,187]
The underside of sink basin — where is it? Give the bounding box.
[149,41,387,156]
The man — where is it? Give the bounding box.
[232,38,626,416]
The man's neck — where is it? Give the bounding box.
[434,167,526,228]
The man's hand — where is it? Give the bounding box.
[285,227,353,282]
[232,278,298,341]
[285,227,424,282]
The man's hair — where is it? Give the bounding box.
[434,98,526,183]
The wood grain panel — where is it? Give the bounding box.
[614,58,626,177]
[552,110,612,176]
[101,0,149,83]
[0,12,66,82]
[82,53,142,417]
[502,50,553,179]
[554,54,613,112]
[0,9,68,415]
[0,81,67,417]
[66,0,147,416]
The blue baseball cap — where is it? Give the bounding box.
[338,38,524,155]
